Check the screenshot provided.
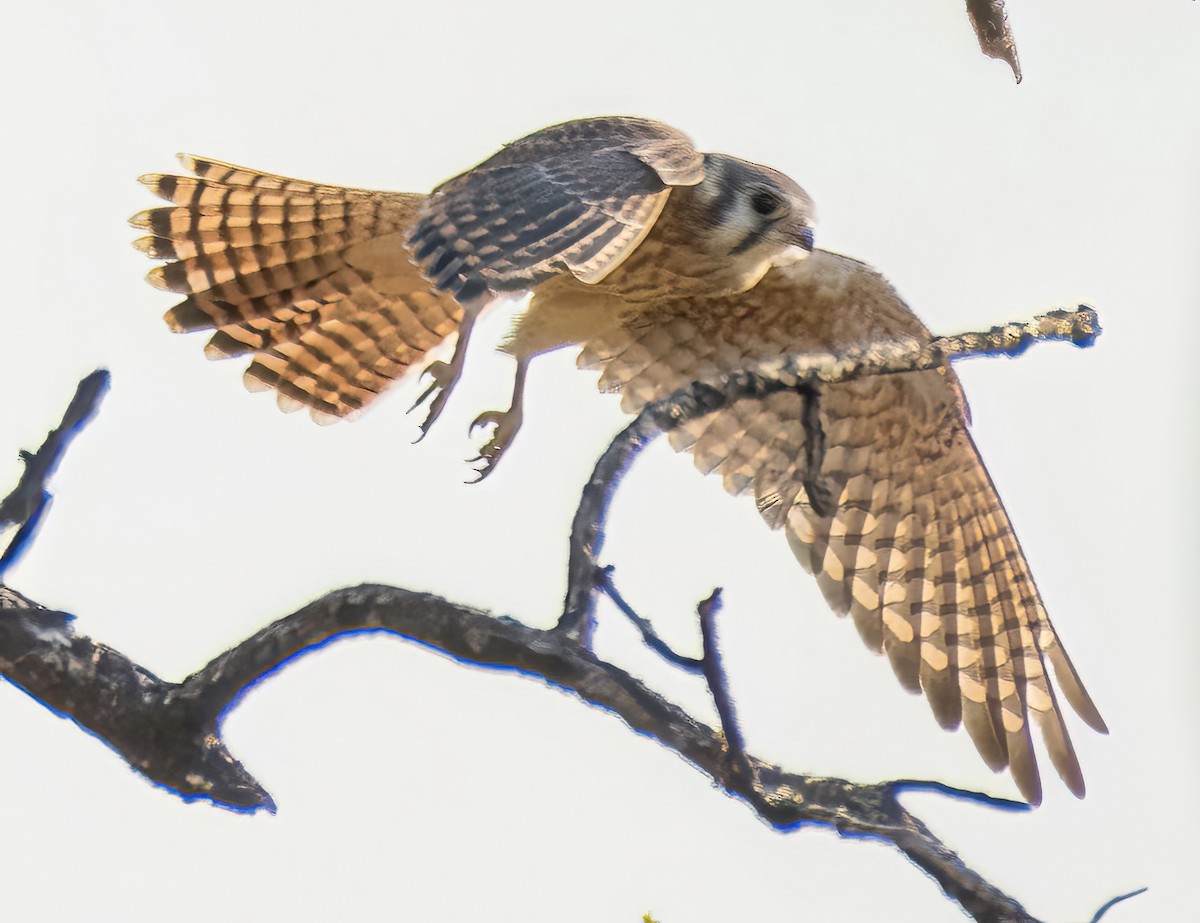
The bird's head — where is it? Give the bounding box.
[693,153,816,287]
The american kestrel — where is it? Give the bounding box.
[133,116,1104,803]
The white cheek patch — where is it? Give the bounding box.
[773,244,812,267]
[711,207,760,252]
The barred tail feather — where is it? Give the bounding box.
[133,156,463,420]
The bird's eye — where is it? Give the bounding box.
[749,188,784,217]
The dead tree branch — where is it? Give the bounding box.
[0,583,1039,919]
[0,369,109,578]
[0,307,1122,923]
[966,0,1022,83]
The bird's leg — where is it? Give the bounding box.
[799,383,838,518]
[466,354,530,482]
[410,308,480,440]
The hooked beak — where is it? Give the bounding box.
[791,225,815,252]
[774,224,815,267]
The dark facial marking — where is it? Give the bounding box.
[730,227,766,255]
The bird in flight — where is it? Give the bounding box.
[133,115,1105,803]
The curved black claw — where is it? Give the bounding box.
[465,408,521,483]
[408,360,456,443]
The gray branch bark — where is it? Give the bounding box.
[1,307,1138,923]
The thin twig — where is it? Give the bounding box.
[0,369,110,578]
[594,565,703,671]
[1088,887,1147,922]
[696,588,753,783]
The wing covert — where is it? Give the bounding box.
[409,116,705,302]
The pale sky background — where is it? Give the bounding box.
[0,2,1196,920]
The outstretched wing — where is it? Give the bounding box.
[578,250,1106,804]
[133,156,463,421]
[409,116,705,303]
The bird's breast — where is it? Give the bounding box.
[596,224,769,303]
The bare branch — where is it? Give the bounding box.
[1088,887,1148,922]
[966,0,1022,83]
[0,369,109,578]
[0,307,1103,921]
[0,585,274,811]
[595,565,704,671]
[695,588,754,783]
[0,581,1039,919]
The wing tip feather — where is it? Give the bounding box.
[132,235,174,259]
[138,172,178,202]
[145,263,187,293]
